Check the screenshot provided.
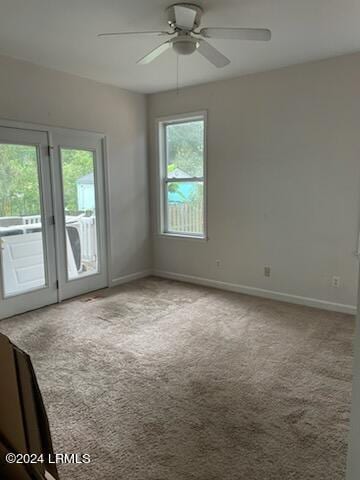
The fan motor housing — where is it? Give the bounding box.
[167,3,203,31]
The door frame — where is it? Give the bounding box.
[0,118,112,317]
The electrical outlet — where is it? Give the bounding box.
[216,260,221,268]
[332,276,340,288]
[264,266,271,278]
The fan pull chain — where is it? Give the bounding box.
[176,54,179,95]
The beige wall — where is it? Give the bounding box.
[148,53,360,311]
[0,54,150,282]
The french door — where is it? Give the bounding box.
[0,125,108,319]
[51,131,108,301]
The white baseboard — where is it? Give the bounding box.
[111,270,152,287]
[153,270,357,315]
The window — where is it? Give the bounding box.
[159,113,206,238]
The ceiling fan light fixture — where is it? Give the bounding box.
[172,36,199,55]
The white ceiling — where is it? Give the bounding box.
[0,0,360,94]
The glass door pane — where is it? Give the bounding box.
[60,148,98,280]
[0,143,47,297]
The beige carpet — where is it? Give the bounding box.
[0,276,355,480]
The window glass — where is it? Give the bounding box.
[166,182,204,235]
[0,144,46,297]
[166,120,204,178]
[61,148,99,280]
[161,116,205,237]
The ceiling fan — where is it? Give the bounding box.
[98,3,271,68]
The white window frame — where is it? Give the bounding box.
[157,111,207,240]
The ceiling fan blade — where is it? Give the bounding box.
[174,5,197,30]
[137,41,171,65]
[98,31,171,37]
[197,40,230,68]
[200,28,271,41]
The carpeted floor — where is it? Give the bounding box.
[0,276,355,480]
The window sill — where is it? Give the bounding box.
[156,233,208,242]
